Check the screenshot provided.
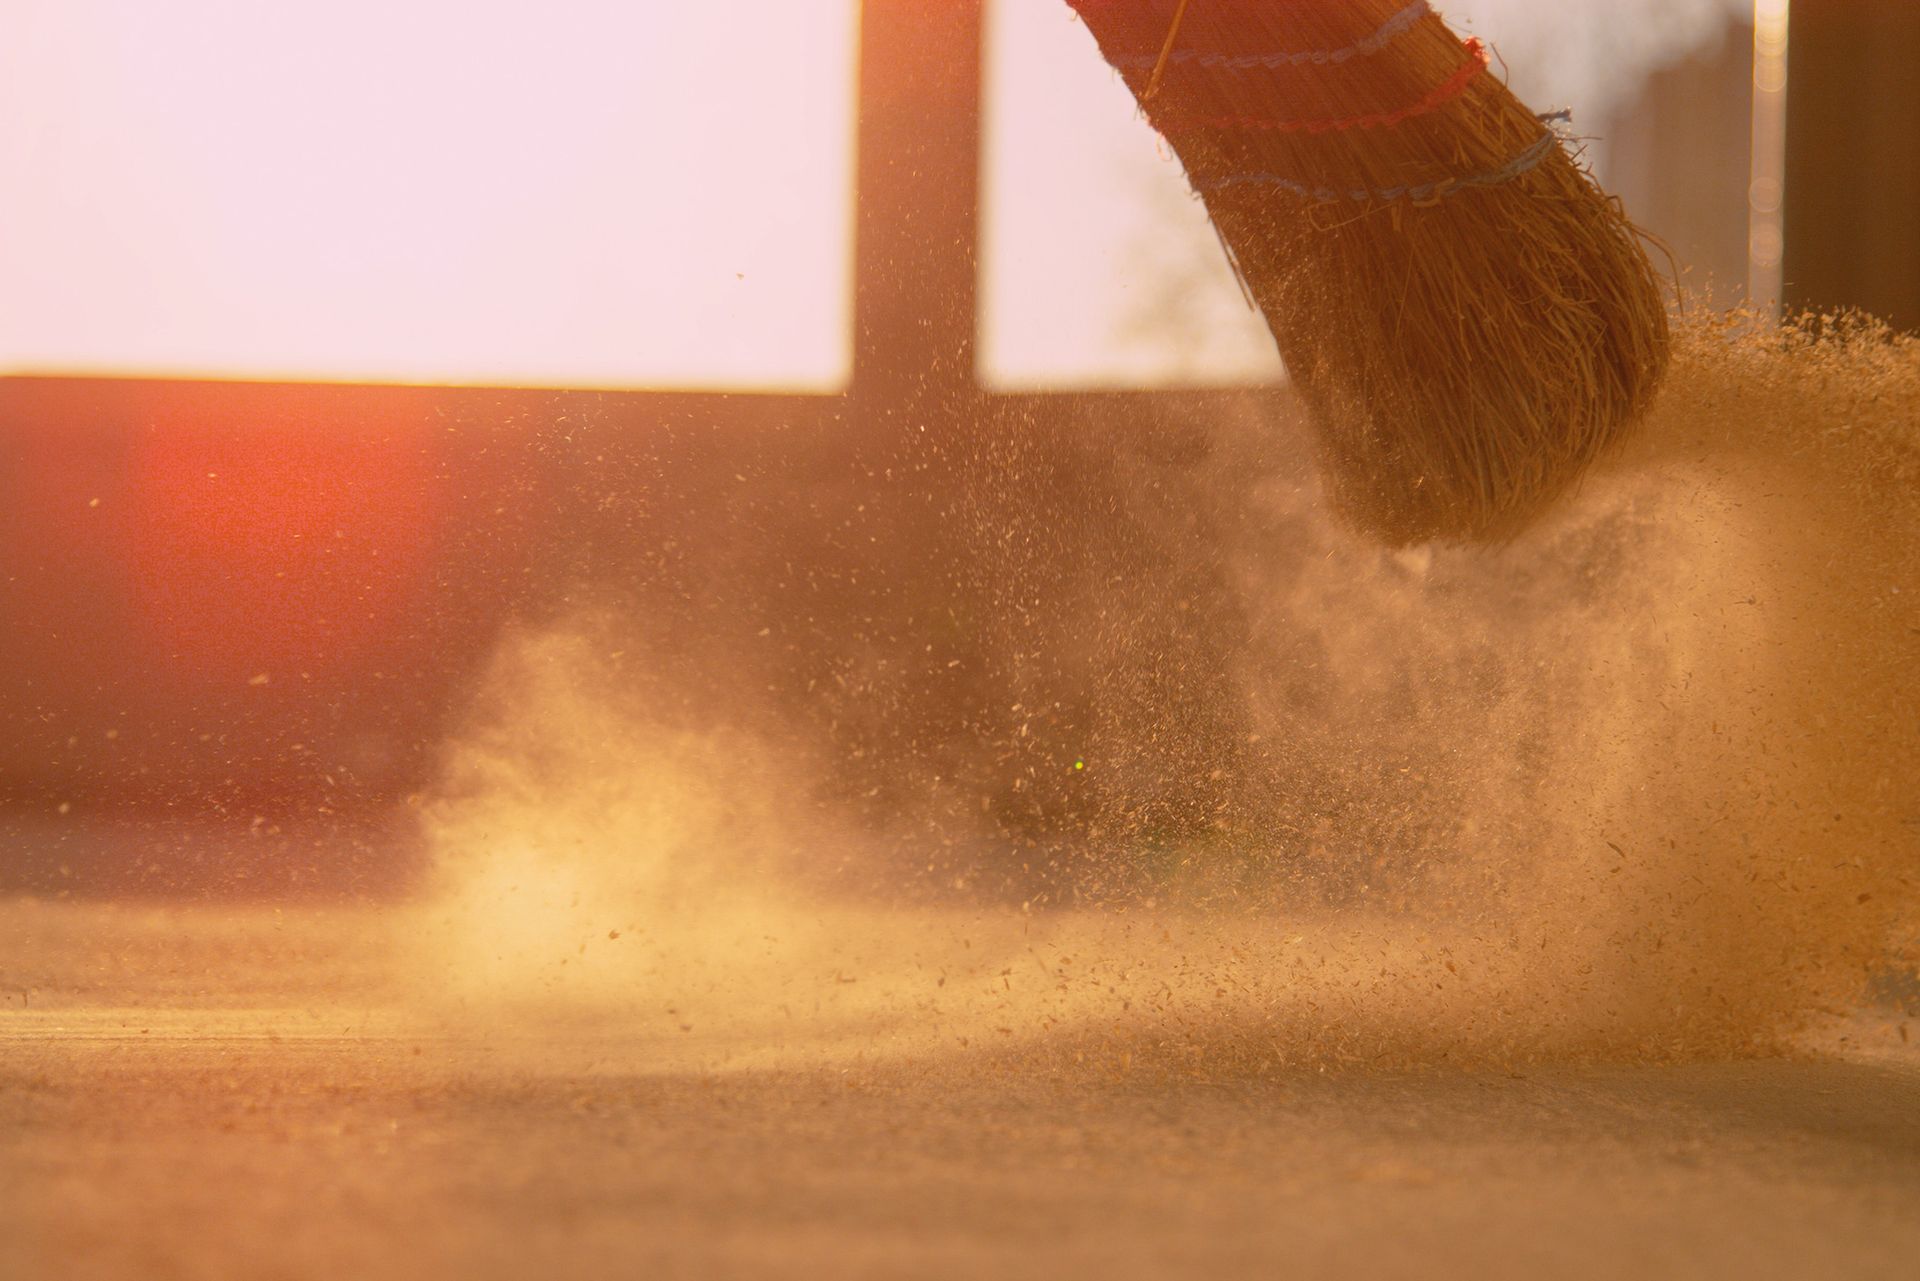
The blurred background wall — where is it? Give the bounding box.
[1,0,1916,898]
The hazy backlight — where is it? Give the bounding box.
[0,0,859,390]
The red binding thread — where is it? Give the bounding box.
[1157,38,1489,135]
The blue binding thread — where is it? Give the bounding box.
[1112,0,1430,71]
[1195,111,1574,204]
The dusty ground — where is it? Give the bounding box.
[3,899,1917,1281]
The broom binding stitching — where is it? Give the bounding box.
[1196,110,1573,205]
[1157,38,1489,135]
[1111,0,1431,71]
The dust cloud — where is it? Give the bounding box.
[409,316,1917,1073]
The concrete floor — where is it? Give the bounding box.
[4,900,1917,1281]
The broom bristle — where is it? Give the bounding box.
[1069,0,1673,544]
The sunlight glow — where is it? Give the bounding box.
[978,0,1285,391]
[0,1,858,390]
[1748,0,1789,316]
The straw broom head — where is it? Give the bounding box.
[1069,0,1673,544]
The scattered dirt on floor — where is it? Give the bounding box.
[413,316,1919,1069]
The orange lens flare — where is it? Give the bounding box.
[125,409,445,675]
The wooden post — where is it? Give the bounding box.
[851,0,985,401]
[1782,0,1920,331]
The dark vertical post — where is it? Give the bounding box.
[1782,0,1920,331]
[851,0,985,401]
